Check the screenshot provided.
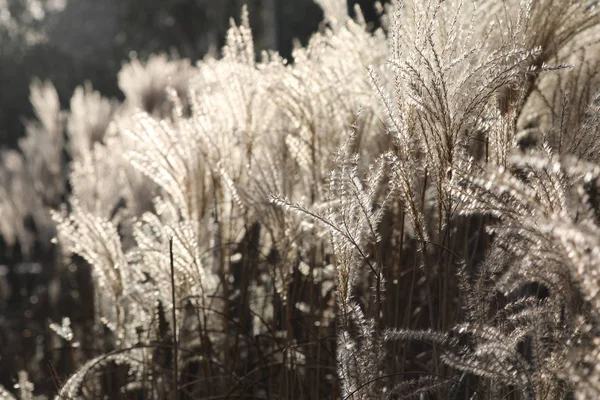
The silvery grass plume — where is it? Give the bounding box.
[0,80,64,255]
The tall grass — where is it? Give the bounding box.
[2,0,600,398]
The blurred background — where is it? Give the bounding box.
[0,0,384,150]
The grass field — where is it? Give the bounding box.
[2,0,600,398]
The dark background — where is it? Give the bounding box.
[0,0,385,150]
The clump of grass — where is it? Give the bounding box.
[2,0,600,398]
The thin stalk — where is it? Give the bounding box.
[169,237,178,399]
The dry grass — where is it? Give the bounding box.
[2,1,600,398]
